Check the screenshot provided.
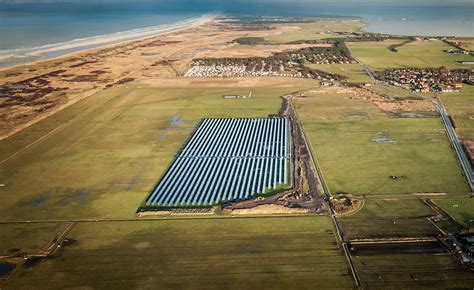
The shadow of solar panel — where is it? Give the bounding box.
[144,117,290,207]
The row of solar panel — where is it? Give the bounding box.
[145,118,290,207]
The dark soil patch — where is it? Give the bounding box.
[349,241,446,256]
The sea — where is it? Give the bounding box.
[0,1,472,67]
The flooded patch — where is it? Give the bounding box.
[32,194,48,206]
[371,132,397,144]
[0,262,15,278]
[164,116,194,131]
[57,189,89,206]
[170,116,185,126]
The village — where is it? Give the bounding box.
[378,67,473,92]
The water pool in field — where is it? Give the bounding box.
[0,262,15,278]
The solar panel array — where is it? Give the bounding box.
[146,118,290,207]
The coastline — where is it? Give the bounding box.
[0,14,215,69]
[0,14,218,140]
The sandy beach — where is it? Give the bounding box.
[0,14,213,68]
[0,14,306,140]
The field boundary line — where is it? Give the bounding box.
[289,93,361,288]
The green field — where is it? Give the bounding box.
[433,197,474,228]
[440,84,474,141]
[295,92,469,195]
[353,251,474,288]
[0,78,316,222]
[0,223,64,256]
[5,217,356,289]
[305,63,371,83]
[264,20,363,43]
[339,196,438,239]
[348,39,474,69]
[295,91,469,238]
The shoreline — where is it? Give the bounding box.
[0,14,216,69]
[0,14,218,141]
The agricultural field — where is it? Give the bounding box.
[5,217,356,289]
[456,38,474,50]
[348,39,474,69]
[264,20,364,43]
[433,198,474,228]
[144,117,290,208]
[440,84,474,141]
[351,244,474,288]
[0,223,64,256]
[295,90,469,238]
[339,196,438,239]
[0,77,316,222]
[305,63,371,83]
[295,92,469,195]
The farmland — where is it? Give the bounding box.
[0,77,315,222]
[1,15,474,289]
[305,63,371,83]
[295,91,469,195]
[433,198,474,228]
[351,243,474,288]
[5,217,356,289]
[264,20,364,43]
[348,39,473,69]
[144,117,290,208]
[294,89,469,238]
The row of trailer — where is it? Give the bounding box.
[145,117,290,207]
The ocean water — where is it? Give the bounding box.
[0,2,472,59]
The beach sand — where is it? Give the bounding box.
[0,15,310,140]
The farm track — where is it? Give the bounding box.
[286,92,362,287]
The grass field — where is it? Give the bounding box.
[264,20,363,43]
[0,77,316,222]
[295,92,469,195]
[348,39,474,69]
[339,196,438,239]
[353,251,474,288]
[440,84,474,141]
[295,91,469,238]
[5,216,356,289]
[0,223,64,256]
[305,63,371,83]
[433,198,474,228]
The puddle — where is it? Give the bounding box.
[32,194,48,206]
[0,262,15,278]
[371,132,397,144]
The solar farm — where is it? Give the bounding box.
[144,117,290,208]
